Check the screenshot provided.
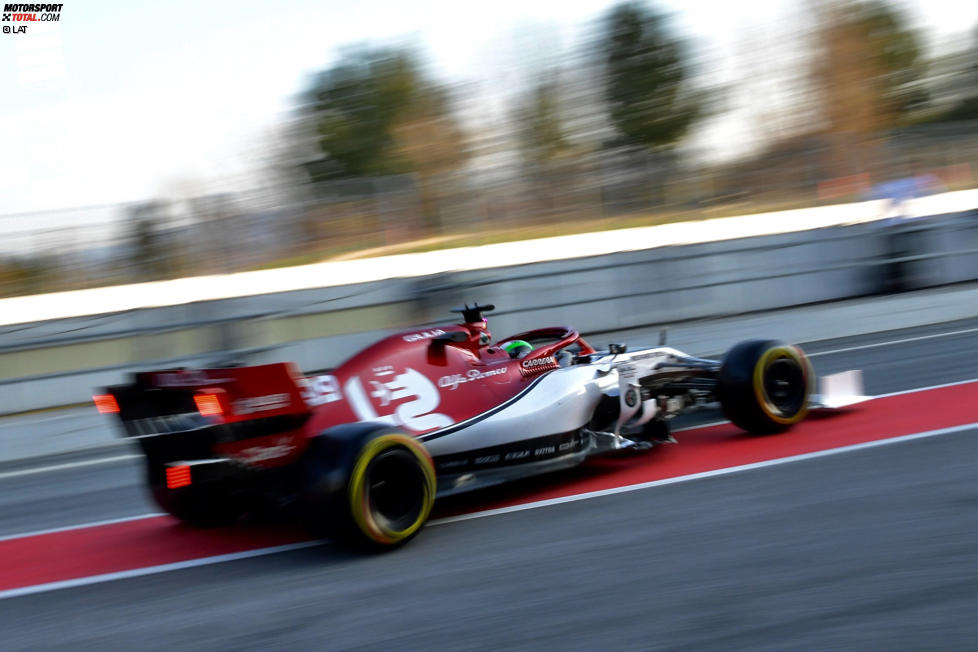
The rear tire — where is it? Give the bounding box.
[302,424,436,550]
[717,340,814,434]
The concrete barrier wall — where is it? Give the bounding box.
[1,210,974,413]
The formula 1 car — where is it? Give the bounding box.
[94,303,865,548]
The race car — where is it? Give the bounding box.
[93,303,865,548]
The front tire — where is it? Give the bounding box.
[717,340,814,434]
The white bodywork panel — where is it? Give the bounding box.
[415,345,869,495]
[421,347,691,457]
[810,369,872,409]
[421,364,615,457]
[422,346,869,458]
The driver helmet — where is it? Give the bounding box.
[503,339,533,359]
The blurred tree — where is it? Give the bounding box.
[0,257,56,297]
[389,85,469,234]
[810,0,925,135]
[923,24,978,122]
[515,74,574,166]
[809,0,925,178]
[972,24,978,81]
[511,72,578,216]
[300,46,468,234]
[127,201,171,281]
[188,194,240,274]
[599,2,700,151]
[935,97,978,122]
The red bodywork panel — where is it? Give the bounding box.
[123,320,595,469]
[304,323,594,443]
[136,363,311,468]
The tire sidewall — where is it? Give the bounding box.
[346,433,436,546]
[718,339,814,434]
[301,423,436,548]
[750,344,813,425]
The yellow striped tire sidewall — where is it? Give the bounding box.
[751,345,813,425]
[348,433,436,546]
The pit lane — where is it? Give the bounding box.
[1,321,977,649]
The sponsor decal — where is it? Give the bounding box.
[297,374,342,406]
[628,352,667,362]
[125,413,201,437]
[624,387,639,408]
[301,368,453,432]
[434,431,587,472]
[153,370,231,388]
[521,356,557,369]
[402,329,446,343]
[438,367,508,390]
[236,437,297,464]
[346,368,453,432]
[233,393,290,415]
[519,355,559,377]
[439,459,468,469]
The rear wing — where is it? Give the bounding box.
[94,363,312,428]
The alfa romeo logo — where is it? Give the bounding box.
[625,388,639,408]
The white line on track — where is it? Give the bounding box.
[0,454,141,480]
[429,420,978,526]
[0,513,164,543]
[0,541,327,600]
[877,377,978,398]
[2,375,976,533]
[2,368,976,485]
[3,417,977,601]
[2,323,976,483]
[805,326,978,357]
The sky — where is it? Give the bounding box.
[0,0,976,217]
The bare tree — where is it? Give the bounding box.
[808,0,924,176]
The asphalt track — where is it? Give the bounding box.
[1,319,978,649]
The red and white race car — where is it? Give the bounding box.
[94,303,864,548]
